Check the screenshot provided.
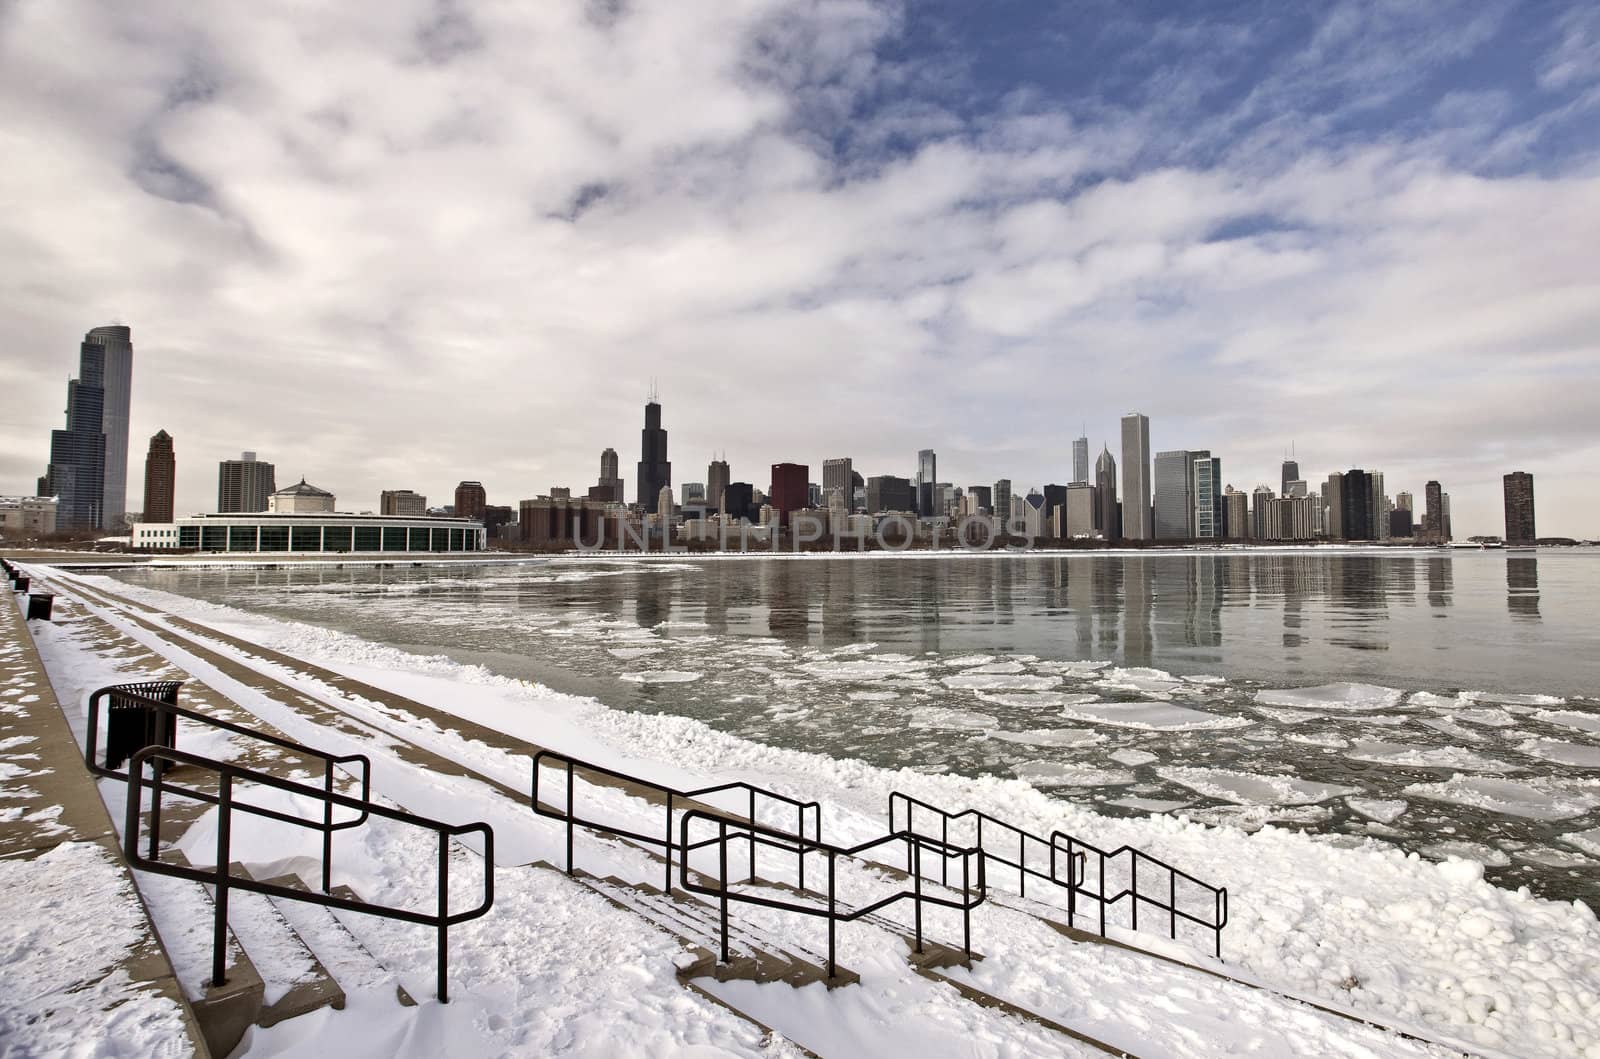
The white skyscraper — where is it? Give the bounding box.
[1120,413,1151,540]
[1072,435,1089,485]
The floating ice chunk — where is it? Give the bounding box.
[606,647,663,660]
[941,672,1060,692]
[1109,748,1158,766]
[1515,847,1593,868]
[1097,667,1182,694]
[1252,707,1324,725]
[1286,731,1350,749]
[1407,691,1460,710]
[1346,798,1408,823]
[1058,661,1112,678]
[846,691,899,702]
[1517,738,1600,768]
[973,691,1101,710]
[617,670,701,684]
[1255,683,1404,712]
[1109,796,1193,813]
[798,658,933,682]
[1013,762,1136,787]
[1158,766,1359,805]
[1404,775,1600,821]
[962,661,1027,675]
[1181,674,1227,685]
[1462,690,1566,707]
[1417,717,1488,743]
[942,655,996,668]
[986,727,1105,748]
[907,707,998,731]
[1452,707,1518,728]
[829,642,879,655]
[1562,828,1600,856]
[1421,842,1511,867]
[1060,701,1252,732]
[1184,804,1334,830]
[1347,741,1520,772]
[1533,709,1600,735]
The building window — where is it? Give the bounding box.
[260,525,289,552]
[323,526,352,552]
[449,528,464,550]
[407,527,428,551]
[228,525,258,552]
[202,526,228,551]
[291,526,321,551]
[354,526,382,551]
[180,526,200,548]
[383,527,407,551]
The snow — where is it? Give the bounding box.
[1404,775,1600,821]
[1057,700,1253,732]
[1157,767,1361,806]
[1255,683,1406,712]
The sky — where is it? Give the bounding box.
[2,0,1598,537]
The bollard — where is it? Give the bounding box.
[26,593,53,621]
[13,576,29,593]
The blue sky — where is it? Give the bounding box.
[2,0,1598,534]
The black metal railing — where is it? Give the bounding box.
[124,745,494,1002]
[888,790,1228,958]
[531,749,821,894]
[86,682,372,895]
[677,808,985,978]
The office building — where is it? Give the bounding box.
[770,463,809,527]
[1022,490,1048,538]
[274,480,337,514]
[1095,448,1120,540]
[1072,435,1089,485]
[380,489,428,517]
[681,482,706,506]
[1284,479,1308,498]
[1281,457,1299,497]
[966,484,992,514]
[706,457,731,514]
[1337,470,1371,541]
[722,482,756,522]
[1395,492,1414,512]
[867,475,915,514]
[823,458,855,513]
[0,496,58,537]
[1367,471,1389,541]
[1504,472,1535,545]
[916,450,938,518]
[1442,493,1453,542]
[1224,487,1249,539]
[1042,484,1067,530]
[1423,481,1445,543]
[87,326,134,527]
[1191,451,1222,539]
[1119,413,1151,540]
[42,332,110,529]
[218,452,276,513]
[992,479,1012,528]
[142,430,175,524]
[590,448,625,503]
[1323,473,1345,541]
[636,399,671,514]
[455,481,487,521]
[1251,485,1274,540]
[1153,450,1194,540]
[1064,482,1098,538]
[1390,508,1414,538]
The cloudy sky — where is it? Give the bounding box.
[3,0,1598,536]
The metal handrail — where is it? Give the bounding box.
[678,808,985,978]
[531,749,822,893]
[890,790,1228,958]
[87,683,372,894]
[125,744,493,1002]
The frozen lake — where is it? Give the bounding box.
[111,549,1600,905]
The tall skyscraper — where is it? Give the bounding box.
[1281,457,1300,497]
[966,484,993,513]
[706,456,730,515]
[455,481,487,520]
[218,452,276,513]
[1153,450,1194,539]
[1396,491,1414,512]
[1191,451,1222,539]
[1341,469,1372,541]
[87,326,133,527]
[1367,471,1389,541]
[916,449,937,517]
[636,400,671,514]
[1442,493,1453,542]
[822,458,855,513]
[1423,481,1445,543]
[591,448,625,503]
[1504,472,1535,545]
[1224,488,1249,540]
[142,430,175,523]
[770,463,809,527]
[1072,435,1089,486]
[722,482,755,522]
[992,479,1012,527]
[1065,482,1097,537]
[43,333,109,528]
[867,475,914,514]
[1095,448,1120,540]
[1324,473,1346,541]
[1119,413,1151,540]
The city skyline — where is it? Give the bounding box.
[4,6,1599,536]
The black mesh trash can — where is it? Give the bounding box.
[12,576,28,593]
[103,680,184,772]
[25,592,52,620]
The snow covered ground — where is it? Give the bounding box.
[17,566,1600,1057]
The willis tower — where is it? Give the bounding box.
[636,391,671,514]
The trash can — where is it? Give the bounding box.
[12,576,28,593]
[26,593,53,620]
[103,680,184,771]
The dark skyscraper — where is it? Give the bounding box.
[1423,480,1445,543]
[44,334,108,530]
[1341,469,1371,541]
[591,448,625,503]
[88,326,133,527]
[455,480,487,520]
[916,449,937,517]
[722,482,755,522]
[142,430,175,523]
[636,401,671,514]
[1095,447,1120,540]
[1503,472,1535,545]
[218,452,276,513]
[867,475,915,514]
[706,456,730,514]
[769,463,809,527]
[1281,457,1300,496]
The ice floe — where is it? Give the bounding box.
[1452,707,1519,728]
[986,727,1105,748]
[907,707,998,731]
[1403,775,1600,821]
[1255,683,1404,712]
[1346,740,1520,773]
[1461,690,1566,707]
[1158,766,1360,805]
[1059,701,1252,732]
[1109,749,1159,767]
[1108,796,1193,813]
[1012,762,1136,787]
[1533,709,1600,735]
[940,672,1061,692]
[617,670,702,684]
[1420,841,1511,867]
[797,657,933,681]
[1346,798,1408,823]
[1562,827,1600,856]
[1285,731,1350,749]
[1516,738,1600,768]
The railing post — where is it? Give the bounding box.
[796,804,805,893]
[913,839,923,955]
[826,850,836,979]
[213,771,232,988]
[748,789,757,882]
[1132,854,1139,931]
[438,833,450,1003]
[962,853,971,963]
[148,752,163,861]
[664,792,674,895]
[565,762,575,876]
[1018,831,1025,898]
[1098,856,1106,938]
[718,820,729,965]
[322,760,335,894]
[941,817,948,887]
[1170,867,1177,940]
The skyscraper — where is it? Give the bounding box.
[770,463,808,527]
[916,449,937,517]
[1281,457,1300,497]
[706,456,730,515]
[590,448,624,503]
[1367,471,1389,541]
[992,479,1012,528]
[43,331,112,528]
[637,400,671,514]
[1423,481,1445,543]
[1153,450,1194,540]
[1119,413,1151,540]
[966,485,992,514]
[1224,488,1249,540]
[142,430,175,523]
[1504,472,1535,545]
[1341,469,1371,541]
[1072,435,1089,486]
[218,452,276,513]
[455,481,487,520]
[1324,473,1346,541]
[1191,451,1222,538]
[1095,448,1120,540]
[822,458,855,513]
[867,475,914,514]
[87,326,133,527]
